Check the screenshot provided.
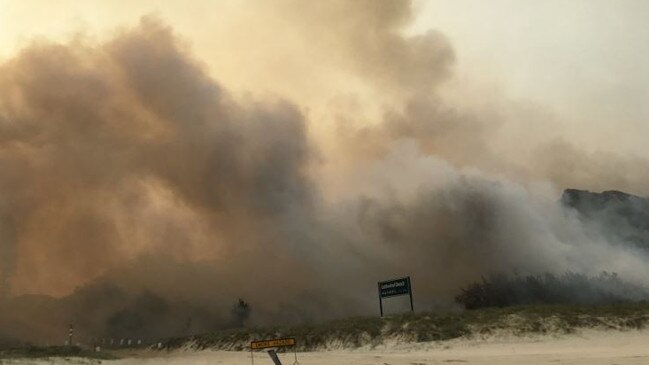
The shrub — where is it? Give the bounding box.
[455,272,649,309]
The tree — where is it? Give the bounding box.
[231,298,251,327]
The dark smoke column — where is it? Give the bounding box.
[0,277,6,302]
[0,217,15,302]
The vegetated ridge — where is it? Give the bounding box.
[161,302,649,352]
[562,189,649,249]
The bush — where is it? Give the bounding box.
[455,272,649,309]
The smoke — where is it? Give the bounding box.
[0,0,649,344]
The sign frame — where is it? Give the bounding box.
[249,337,297,365]
[377,276,414,317]
[250,337,296,350]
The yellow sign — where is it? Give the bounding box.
[250,338,296,350]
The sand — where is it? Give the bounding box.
[5,330,649,365]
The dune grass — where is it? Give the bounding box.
[161,301,649,351]
[0,345,118,360]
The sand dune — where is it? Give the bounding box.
[113,329,649,365]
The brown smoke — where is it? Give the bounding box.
[1,0,649,344]
[0,17,315,296]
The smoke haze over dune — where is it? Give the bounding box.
[0,0,648,344]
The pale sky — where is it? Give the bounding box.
[414,0,649,154]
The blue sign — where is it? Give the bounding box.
[379,277,411,298]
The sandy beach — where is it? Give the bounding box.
[4,329,649,364]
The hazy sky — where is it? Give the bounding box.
[415,0,649,154]
[1,0,647,155]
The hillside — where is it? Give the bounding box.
[160,302,649,352]
[562,189,649,249]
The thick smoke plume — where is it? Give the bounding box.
[1,0,649,344]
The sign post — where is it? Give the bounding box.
[377,276,414,317]
[267,349,282,365]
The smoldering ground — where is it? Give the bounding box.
[1,0,649,344]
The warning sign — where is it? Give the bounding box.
[250,338,296,350]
